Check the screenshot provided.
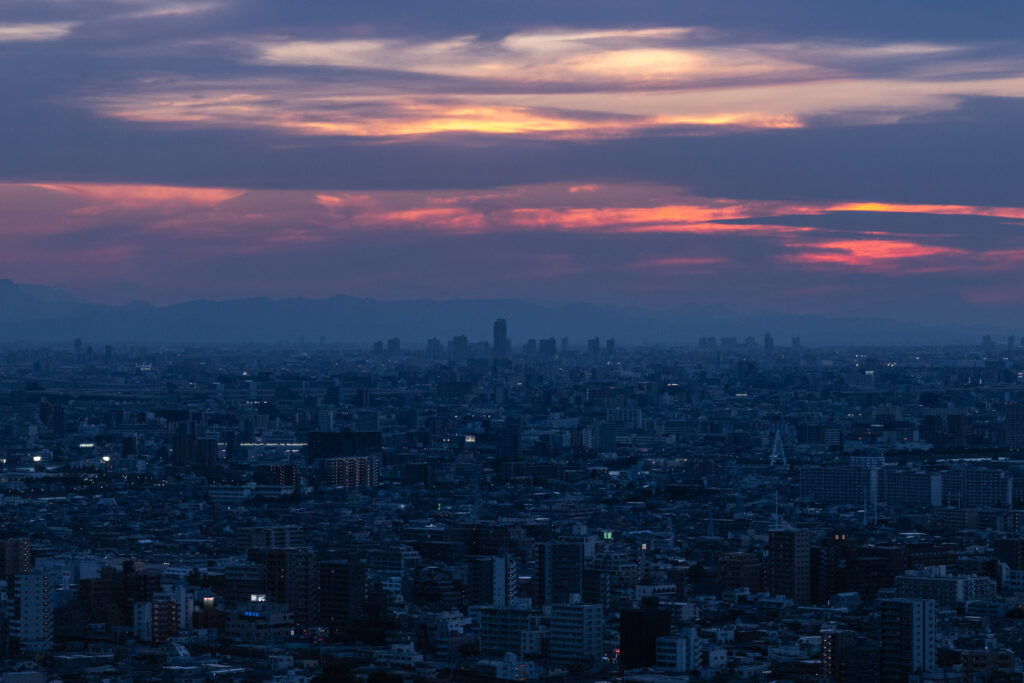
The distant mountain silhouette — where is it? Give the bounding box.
[0,280,998,346]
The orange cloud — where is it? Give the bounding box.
[785,239,966,267]
[827,202,1024,220]
[30,182,244,208]
[316,193,373,208]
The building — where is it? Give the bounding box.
[800,466,877,506]
[133,592,180,644]
[1,538,32,580]
[880,469,942,508]
[768,530,811,605]
[261,547,317,629]
[893,566,997,608]
[941,467,1013,507]
[6,572,54,652]
[719,552,762,593]
[536,542,583,605]
[493,319,510,360]
[471,600,542,656]
[320,455,380,488]
[466,555,518,607]
[821,629,879,683]
[879,598,936,682]
[1008,402,1024,450]
[319,559,366,639]
[655,628,698,673]
[619,606,671,668]
[548,603,603,666]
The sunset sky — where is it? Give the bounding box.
[2,1,1024,324]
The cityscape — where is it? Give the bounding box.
[5,0,1024,681]
[0,324,1023,681]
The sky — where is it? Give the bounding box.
[2,1,1024,324]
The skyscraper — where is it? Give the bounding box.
[493,318,510,360]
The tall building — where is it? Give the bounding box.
[6,572,54,652]
[133,592,180,644]
[879,598,936,682]
[493,319,510,360]
[768,530,811,605]
[262,547,318,629]
[536,542,584,605]
[319,559,366,639]
[549,603,603,666]
[493,420,521,461]
[764,332,774,355]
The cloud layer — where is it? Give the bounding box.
[2,0,1024,323]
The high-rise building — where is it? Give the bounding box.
[133,592,180,644]
[262,547,317,629]
[536,542,584,605]
[764,332,774,355]
[319,559,366,639]
[879,598,936,682]
[493,420,521,461]
[768,530,811,604]
[493,319,510,359]
[6,572,54,652]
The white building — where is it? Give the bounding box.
[6,572,54,652]
[655,628,699,672]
